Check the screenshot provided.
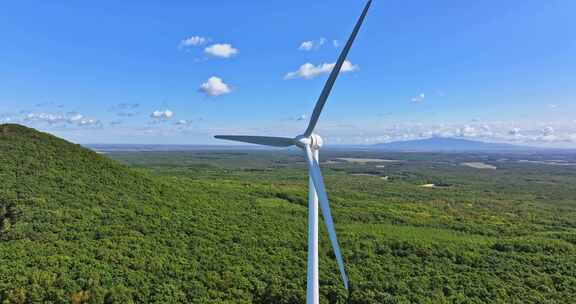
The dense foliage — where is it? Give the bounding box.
[1,124,575,303]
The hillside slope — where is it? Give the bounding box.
[0,124,195,302]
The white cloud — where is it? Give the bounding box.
[333,40,340,48]
[68,113,84,122]
[204,43,238,58]
[25,112,66,124]
[298,38,326,51]
[77,118,101,126]
[150,109,174,119]
[284,60,358,80]
[175,119,192,126]
[199,76,231,96]
[411,93,425,103]
[180,36,207,48]
[299,41,314,51]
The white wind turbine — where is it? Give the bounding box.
[215,1,371,303]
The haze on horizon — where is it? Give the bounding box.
[1,0,575,147]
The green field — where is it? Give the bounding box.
[1,124,575,303]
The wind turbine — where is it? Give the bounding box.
[215,1,371,303]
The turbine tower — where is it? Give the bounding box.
[215,1,371,302]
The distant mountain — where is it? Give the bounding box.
[373,137,537,152]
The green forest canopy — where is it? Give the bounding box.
[1,124,575,303]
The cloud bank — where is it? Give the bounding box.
[23,112,102,128]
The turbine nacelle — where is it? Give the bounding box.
[295,133,323,150]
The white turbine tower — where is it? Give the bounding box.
[215,1,371,303]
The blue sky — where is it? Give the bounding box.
[1,0,575,146]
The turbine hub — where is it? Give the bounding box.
[295,133,323,150]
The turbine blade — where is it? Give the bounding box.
[214,135,295,147]
[304,0,372,137]
[304,145,349,290]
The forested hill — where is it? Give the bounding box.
[0,123,168,242]
[0,124,199,302]
[0,123,155,196]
